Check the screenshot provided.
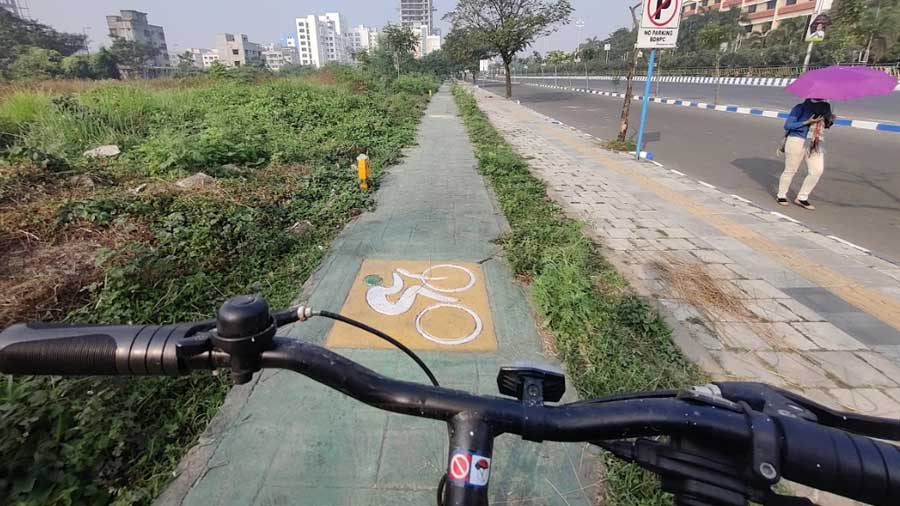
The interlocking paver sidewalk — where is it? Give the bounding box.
[467,83,900,506]
[156,86,600,506]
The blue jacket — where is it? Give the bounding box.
[784,103,815,139]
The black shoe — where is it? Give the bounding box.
[795,199,815,210]
[776,197,789,206]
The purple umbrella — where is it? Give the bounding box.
[786,65,898,100]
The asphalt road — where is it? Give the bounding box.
[481,81,900,263]
[515,76,900,124]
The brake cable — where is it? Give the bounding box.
[289,306,440,387]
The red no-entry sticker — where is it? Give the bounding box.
[449,453,471,482]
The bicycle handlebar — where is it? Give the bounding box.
[0,320,212,376]
[3,301,900,506]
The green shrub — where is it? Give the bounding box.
[392,73,440,95]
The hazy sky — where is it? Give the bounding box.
[26,0,634,54]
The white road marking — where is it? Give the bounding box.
[698,180,717,189]
[827,235,871,254]
[770,211,800,224]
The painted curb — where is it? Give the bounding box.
[515,74,900,91]
[523,82,900,134]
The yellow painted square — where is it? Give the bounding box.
[325,259,498,351]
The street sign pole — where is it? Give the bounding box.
[635,49,656,160]
[633,0,681,161]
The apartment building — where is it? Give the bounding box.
[263,43,300,71]
[400,0,433,32]
[296,13,349,67]
[202,52,221,68]
[214,33,263,68]
[347,25,379,54]
[106,10,170,66]
[185,48,220,68]
[682,0,832,33]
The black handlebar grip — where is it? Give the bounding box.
[0,322,203,376]
[779,416,900,506]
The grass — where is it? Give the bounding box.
[452,85,703,506]
[0,69,438,506]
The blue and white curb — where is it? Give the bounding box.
[525,83,900,134]
[516,74,900,90]
[518,75,797,87]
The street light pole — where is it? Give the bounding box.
[802,0,826,71]
[575,18,588,90]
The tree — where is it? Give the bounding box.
[698,23,741,104]
[61,54,95,79]
[0,9,85,78]
[444,28,493,83]
[108,37,158,78]
[9,47,62,80]
[90,48,120,79]
[381,24,418,78]
[617,2,641,142]
[444,0,573,98]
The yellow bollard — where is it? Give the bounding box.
[357,154,369,190]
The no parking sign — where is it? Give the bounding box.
[637,0,682,48]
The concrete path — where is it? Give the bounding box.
[158,86,599,506]
[468,83,900,506]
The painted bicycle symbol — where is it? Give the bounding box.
[365,264,483,346]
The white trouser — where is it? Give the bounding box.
[778,136,824,201]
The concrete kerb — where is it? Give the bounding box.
[497,79,900,134]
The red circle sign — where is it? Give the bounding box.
[646,0,680,27]
[449,454,470,481]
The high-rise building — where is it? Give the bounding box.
[214,33,263,68]
[296,13,349,67]
[682,0,833,33]
[106,10,170,66]
[399,0,433,32]
[346,25,379,54]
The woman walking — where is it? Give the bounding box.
[777,98,834,210]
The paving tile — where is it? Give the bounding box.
[790,322,868,351]
[745,300,801,323]
[732,280,789,299]
[762,322,817,351]
[717,322,770,351]
[825,388,900,418]
[756,352,837,388]
[855,351,900,380]
[782,287,861,315]
[806,351,897,388]
[826,312,900,347]
[709,351,785,386]
[692,249,733,264]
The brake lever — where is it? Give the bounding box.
[716,382,900,441]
